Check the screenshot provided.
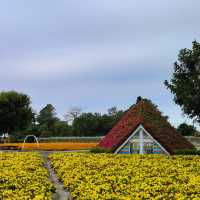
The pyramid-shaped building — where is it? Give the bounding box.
[99,98,194,155]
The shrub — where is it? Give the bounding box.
[175,149,200,155]
[90,147,112,153]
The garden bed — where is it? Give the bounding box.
[0,142,97,151]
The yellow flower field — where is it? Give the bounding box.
[49,153,200,200]
[0,142,97,151]
[0,152,55,200]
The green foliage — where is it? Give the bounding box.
[0,91,33,134]
[175,149,200,155]
[29,105,123,137]
[24,104,72,137]
[136,98,170,132]
[177,123,196,136]
[165,41,200,122]
[72,108,124,136]
[0,90,124,138]
[73,113,101,136]
[52,120,72,136]
[37,104,59,132]
[39,130,53,137]
[90,147,112,153]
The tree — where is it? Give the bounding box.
[72,107,124,136]
[107,106,124,119]
[177,123,196,136]
[108,106,118,116]
[64,106,82,124]
[165,41,200,122]
[53,120,72,136]
[73,113,101,136]
[0,91,33,134]
[37,104,59,132]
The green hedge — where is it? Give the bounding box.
[175,149,200,155]
[90,147,112,153]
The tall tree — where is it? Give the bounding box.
[165,41,200,122]
[64,106,82,124]
[37,104,58,132]
[0,91,33,134]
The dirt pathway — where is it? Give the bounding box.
[42,152,72,200]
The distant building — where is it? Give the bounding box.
[99,98,194,155]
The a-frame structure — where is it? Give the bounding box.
[99,98,194,155]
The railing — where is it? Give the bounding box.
[38,136,104,142]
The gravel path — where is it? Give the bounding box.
[42,152,73,200]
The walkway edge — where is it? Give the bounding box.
[43,152,73,200]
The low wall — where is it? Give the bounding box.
[185,136,200,149]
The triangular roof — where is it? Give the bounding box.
[99,98,194,154]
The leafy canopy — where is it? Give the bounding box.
[37,104,59,131]
[0,91,33,133]
[177,123,196,136]
[165,41,200,122]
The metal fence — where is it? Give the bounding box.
[37,136,104,142]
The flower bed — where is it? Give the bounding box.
[0,142,97,151]
[0,152,55,199]
[49,153,200,200]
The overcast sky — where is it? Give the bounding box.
[0,0,200,128]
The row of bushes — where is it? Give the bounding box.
[175,149,200,155]
[90,147,113,153]
[91,148,200,155]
